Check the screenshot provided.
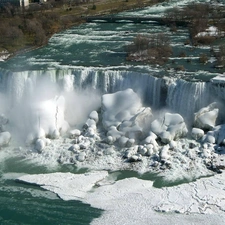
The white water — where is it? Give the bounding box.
[0,68,221,123]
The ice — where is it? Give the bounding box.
[150,112,188,143]
[0,85,223,181]
[211,74,225,83]
[191,127,204,140]
[0,68,225,183]
[18,171,108,201]
[17,171,225,225]
[194,102,219,130]
[102,89,142,129]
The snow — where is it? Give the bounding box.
[0,87,225,191]
[0,50,10,61]
[102,89,142,129]
[17,171,225,225]
[18,171,108,201]
[194,102,218,130]
[0,87,223,180]
[196,26,219,37]
[211,74,225,83]
[150,112,188,143]
[0,131,11,147]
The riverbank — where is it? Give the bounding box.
[0,0,165,61]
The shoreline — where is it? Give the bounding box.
[0,0,160,62]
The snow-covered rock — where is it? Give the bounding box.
[141,134,158,152]
[150,113,188,143]
[160,145,170,162]
[0,131,11,147]
[191,128,204,140]
[203,124,225,145]
[102,89,142,129]
[77,152,86,162]
[107,126,123,141]
[129,107,153,135]
[0,50,10,61]
[89,111,99,123]
[194,102,218,130]
[68,129,81,139]
[35,138,46,152]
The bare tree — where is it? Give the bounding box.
[126,33,172,65]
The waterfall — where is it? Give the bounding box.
[166,79,213,122]
[0,68,224,124]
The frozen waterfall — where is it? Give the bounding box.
[0,68,221,122]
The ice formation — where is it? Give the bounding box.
[17,171,225,225]
[0,68,224,180]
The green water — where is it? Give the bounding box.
[0,157,102,225]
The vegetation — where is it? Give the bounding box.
[0,0,166,56]
[212,45,225,68]
[164,2,225,43]
[199,53,208,64]
[163,2,225,68]
[126,33,172,65]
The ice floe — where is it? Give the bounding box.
[18,170,225,225]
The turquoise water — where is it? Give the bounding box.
[0,157,102,225]
[0,1,222,81]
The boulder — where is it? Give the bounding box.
[150,113,188,143]
[85,118,96,128]
[69,129,81,139]
[160,145,170,162]
[102,89,142,129]
[118,136,129,147]
[194,102,218,130]
[89,111,99,123]
[35,138,45,152]
[77,152,86,162]
[0,131,11,147]
[203,124,225,145]
[107,126,123,141]
[129,107,153,135]
[191,128,204,140]
[142,135,158,151]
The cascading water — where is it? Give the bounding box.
[166,79,213,122]
[0,68,221,126]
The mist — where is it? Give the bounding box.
[0,75,101,144]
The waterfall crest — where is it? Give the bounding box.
[0,68,222,122]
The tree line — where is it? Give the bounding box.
[126,2,225,68]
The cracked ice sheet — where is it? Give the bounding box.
[18,171,108,201]
[18,172,225,225]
